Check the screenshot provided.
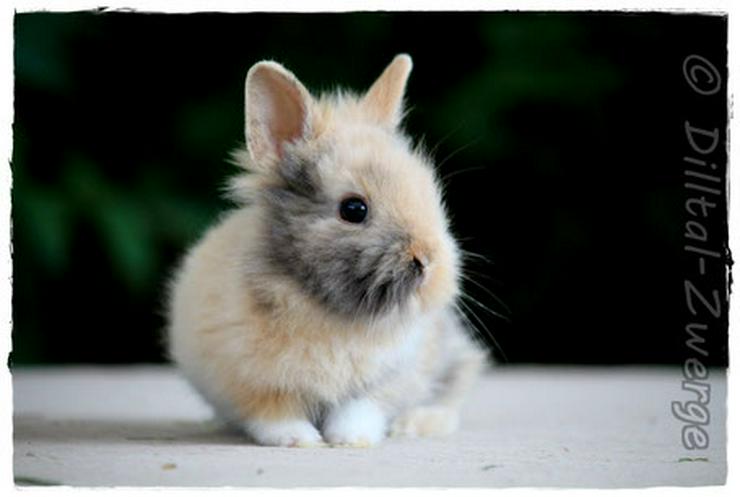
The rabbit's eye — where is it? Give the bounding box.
[339,196,368,224]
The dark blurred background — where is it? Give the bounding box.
[12,12,728,365]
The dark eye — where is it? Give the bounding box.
[339,196,368,224]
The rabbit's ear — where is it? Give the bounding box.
[362,54,413,128]
[245,61,313,165]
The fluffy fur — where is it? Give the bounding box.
[166,54,486,447]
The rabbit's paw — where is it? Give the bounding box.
[390,405,459,438]
[323,398,386,448]
[245,418,324,447]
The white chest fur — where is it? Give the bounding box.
[251,313,431,404]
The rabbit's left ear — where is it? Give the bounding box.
[245,61,313,166]
[362,54,413,128]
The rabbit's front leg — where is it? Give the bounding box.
[246,417,323,448]
[234,388,323,447]
[322,397,387,447]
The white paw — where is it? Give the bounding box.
[390,405,459,438]
[245,418,323,447]
[322,398,387,448]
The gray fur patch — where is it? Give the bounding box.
[260,154,421,319]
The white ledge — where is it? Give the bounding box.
[12,365,727,487]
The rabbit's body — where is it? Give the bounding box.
[167,55,486,447]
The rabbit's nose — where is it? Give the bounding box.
[408,241,430,277]
[409,250,430,277]
[411,255,426,276]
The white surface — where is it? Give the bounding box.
[12,365,727,488]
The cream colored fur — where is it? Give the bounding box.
[167,54,486,447]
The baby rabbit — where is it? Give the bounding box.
[167,54,486,447]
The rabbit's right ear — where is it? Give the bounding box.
[245,61,313,166]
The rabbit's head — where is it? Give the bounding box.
[232,55,460,321]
